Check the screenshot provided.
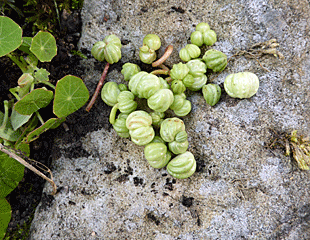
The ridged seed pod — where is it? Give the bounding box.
[113,113,130,138]
[190,23,216,46]
[171,80,186,94]
[91,35,122,64]
[118,84,128,91]
[202,30,217,46]
[139,45,156,64]
[160,117,185,143]
[144,142,171,168]
[202,49,227,72]
[187,75,207,92]
[147,89,174,112]
[126,111,155,145]
[121,63,141,81]
[186,59,207,77]
[101,82,120,106]
[169,93,191,117]
[224,72,259,99]
[179,44,201,62]
[167,151,196,179]
[117,91,137,113]
[196,22,211,32]
[159,77,170,89]
[168,140,189,155]
[150,112,165,128]
[190,31,204,47]
[129,72,161,99]
[143,34,161,51]
[202,84,221,106]
[170,62,189,81]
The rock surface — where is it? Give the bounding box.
[30,0,310,239]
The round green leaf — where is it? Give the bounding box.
[53,75,89,118]
[0,16,22,57]
[30,31,57,62]
[14,88,54,115]
[0,198,11,239]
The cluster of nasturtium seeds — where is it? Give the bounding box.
[91,22,260,179]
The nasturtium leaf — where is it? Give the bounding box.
[34,68,50,82]
[14,88,53,115]
[14,116,38,147]
[0,148,26,198]
[25,117,65,143]
[0,110,22,142]
[11,109,32,131]
[30,31,57,62]
[0,16,22,57]
[53,75,89,118]
[0,198,11,239]
[18,37,33,55]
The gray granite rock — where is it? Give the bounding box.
[30,0,310,239]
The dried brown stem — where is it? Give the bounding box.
[0,143,57,195]
[86,63,110,112]
[152,45,173,67]
[150,69,170,75]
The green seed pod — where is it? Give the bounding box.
[147,89,174,112]
[129,72,161,99]
[202,29,217,46]
[179,44,201,62]
[171,80,186,94]
[202,84,221,106]
[168,140,189,155]
[175,131,188,142]
[126,110,155,145]
[182,74,195,88]
[139,46,156,64]
[190,31,204,47]
[144,142,171,168]
[169,93,192,117]
[91,35,122,64]
[196,22,211,32]
[121,63,141,81]
[160,117,186,143]
[224,72,259,99]
[159,77,170,89]
[118,84,128,91]
[202,49,227,72]
[173,100,191,117]
[117,91,137,113]
[187,75,207,92]
[101,82,120,106]
[113,113,130,138]
[168,130,189,154]
[18,73,34,87]
[143,34,161,51]
[150,112,165,128]
[186,59,207,77]
[91,41,106,62]
[167,151,196,179]
[170,62,189,81]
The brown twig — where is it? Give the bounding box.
[0,143,57,195]
[150,69,170,75]
[86,63,110,112]
[152,45,173,67]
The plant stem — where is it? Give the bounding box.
[150,69,170,75]
[0,143,57,195]
[109,103,119,124]
[86,63,110,112]
[7,53,28,73]
[36,112,45,125]
[152,45,173,67]
[40,80,56,90]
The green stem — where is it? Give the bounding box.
[109,103,119,125]
[7,53,28,73]
[36,112,45,125]
[40,80,56,90]
[150,69,170,75]
[1,101,9,128]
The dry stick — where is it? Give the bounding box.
[85,62,110,112]
[150,69,170,75]
[0,143,57,195]
[152,45,173,68]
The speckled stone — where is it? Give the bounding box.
[30,0,310,239]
